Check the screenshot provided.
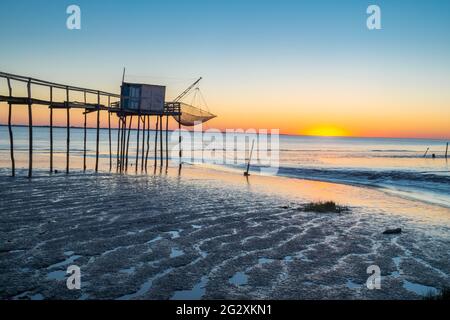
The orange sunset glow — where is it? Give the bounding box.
[302,126,350,137]
[1,101,450,140]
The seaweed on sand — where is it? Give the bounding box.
[299,201,350,214]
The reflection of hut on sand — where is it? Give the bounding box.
[0,71,216,177]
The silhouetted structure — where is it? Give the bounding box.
[0,71,215,177]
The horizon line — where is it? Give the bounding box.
[0,124,448,141]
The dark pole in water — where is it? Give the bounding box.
[125,116,133,171]
[95,91,101,172]
[7,78,15,177]
[446,143,448,160]
[66,86,70,174]
[83,92,87,172]
[135,115,141,173]
[118,117,123,172]
[141,116,145,172]
[244,139,255,177]
[120,116,125,172]
[27,79,33,178]
[145,115,150,172]
[49,86,53,174]
[154,116,159,167]
[423,147,429,158]
[159,115,163,166]
[165,115,169,168]
[121,116,127,173]
[122,116,127,172]
[178,112,182,169]
[116,116,121,172]
[108,97,112,171]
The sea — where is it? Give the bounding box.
[1,125,449,208]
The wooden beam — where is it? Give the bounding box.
[0,71,121,98]
[135,115,140,173]
[120,116,127,173]
[165,115,169,168]
[119,117,124,172]
[95,91,100,172]
[141,116,145,172]
[7,78,15,177]
[120,116,127,172]
[178,113,182,169]
[125,116,133,171]
[154,116,159,168]
[83,92,87,172]
[145,115,150,172]
[66,87,70,174]
[116,116,121,172]
[27,79,33,178]
[159,115,163,166]
[49,86,53,173]
[108,97,112,171]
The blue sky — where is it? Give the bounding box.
[1,0,450,137]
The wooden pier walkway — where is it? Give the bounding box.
[0,71,183,177]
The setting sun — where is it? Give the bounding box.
[303,126,350,137]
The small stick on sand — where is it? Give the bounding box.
[244,139,255,177]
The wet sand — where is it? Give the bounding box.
[0,166,449,300]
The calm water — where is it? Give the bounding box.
[273,135,450,207]
[1,126,449,207]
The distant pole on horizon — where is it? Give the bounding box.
[446,143,448,160]
[423,147,429,158]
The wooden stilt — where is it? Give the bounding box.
[120,116,127,173]
[178,113,182,169]
[27,79,33,178]
[7,78,15,177]
[165,115,169,168]
[141,116,145,172]
[159,115,163,166]
[66,87,70,174]
[136,115,141,173]
[154,116,159,167]
[145,115,150,172]
[108,97,112,171]
[121,116,128,172]
[49,86,53,173]
[116,116,121,172]
[83,92,87,172]
[125,116,133,171]
[95,91,100,172]
[119,116,127,173]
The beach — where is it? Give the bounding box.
[1,0,450,309]
[1,165,449,300]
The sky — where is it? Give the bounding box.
[0,0,449,139]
